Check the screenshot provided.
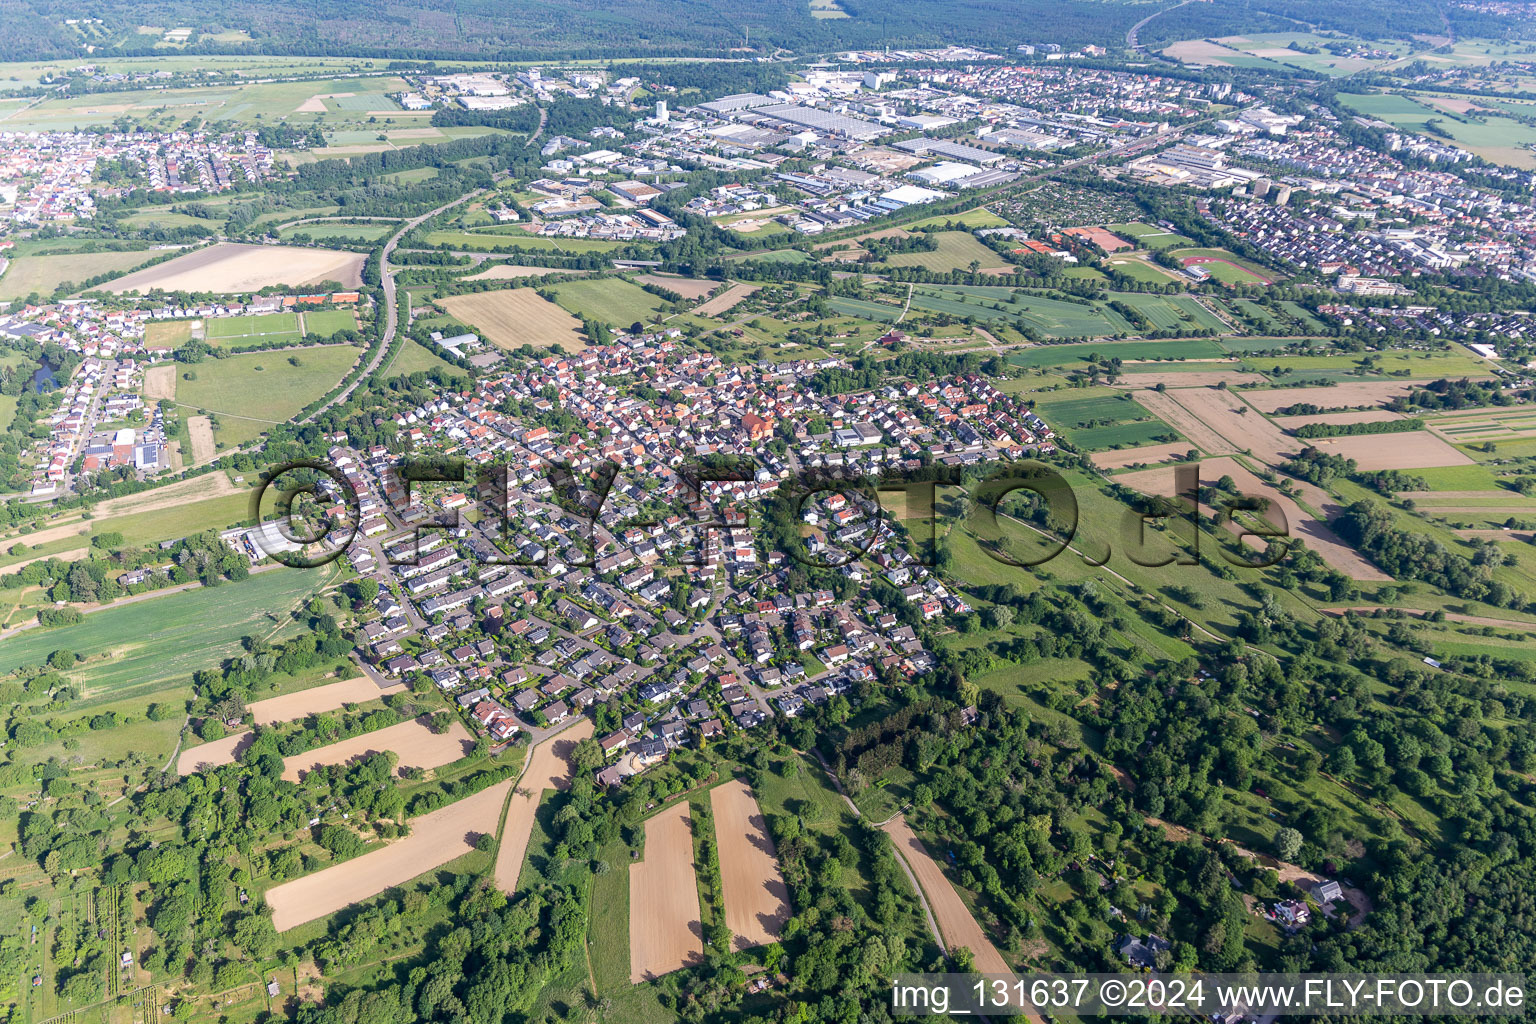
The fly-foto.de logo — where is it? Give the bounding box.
[249,458,1291,573]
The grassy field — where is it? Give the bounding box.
[278,222,394,243]
[1108,222,1194,249]
[1106,256,1181,284]
[912,286,1128,337]
[904,207,1009,230]
[422,230,627,253]
[205,312,301,340]
[302,309,359,337]
[550,277,667,326]
[384,337,464,377]
[0,74,414,132]
[1338,90,1536,167]
[1008,337,1227,369]
[1030,388,1179,450]
[174,345,359,447]
[885,231,1009,273]
[826,296,903,321]
[144,320,194,348]
[0,565,334,699]
[1253,349,1490,379]
[0,249,162,300]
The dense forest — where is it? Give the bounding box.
[2,0,1150,61]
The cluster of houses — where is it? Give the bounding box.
[205,312,1062,790]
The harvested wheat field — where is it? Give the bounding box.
[94,472,241,518]
[883,815,1027,989]
[176,676,404,774]
[630,801,705,982]
[105,243,365,294]
[281,717,473,782]
[251,675,404,726]
[694,283,760,317]
[1162,39,1238,64]
[1130,389,1241,455]
[186,416,217,465]
[1304,432,1473,470]
[1173,387,1292,462]
[1,547,87,576]
[144,364,176,401]
[267,777,514,931]
[1113,456,1389,580]
[438,288,585,351]
[494,718,594,894]
[176,730,256,774]
[1091,441,1197,471]
[1115,370,1266,389]
[635,274,718,299]
[464,264,586,282]
[710,779,791,951]
[0,519,91,549]
[1242,380,1444,414]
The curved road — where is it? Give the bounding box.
[1126,0,1198,52]
[301,188,485,422]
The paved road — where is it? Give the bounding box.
[302,189,485,423]
[1126,0,1198,52]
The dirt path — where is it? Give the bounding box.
[1320,606,1536,630]
[493,717,593,894]
[267,776,515,931]
[709,779,791,951]
[629,800,705,982]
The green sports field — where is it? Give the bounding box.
[302,309,359,337]
[205,312,301,343]
[0,565,333,698]
[1108,222,1194,249]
